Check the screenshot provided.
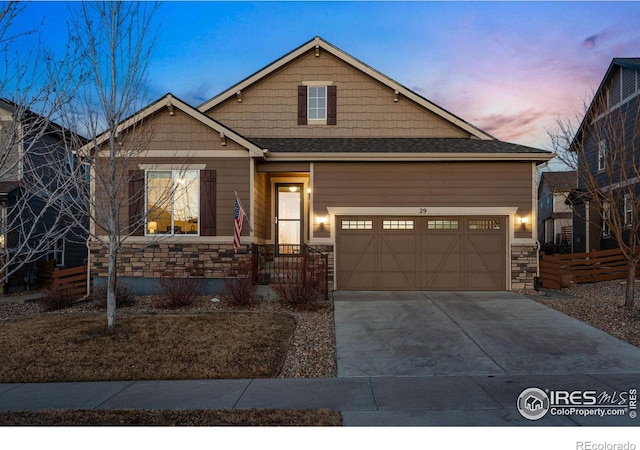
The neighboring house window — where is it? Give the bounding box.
[598,140,606,172]
[51,238,65,267]
[624,194,633,229]
[146,169,200,235]
[297,85,337,125]
[65,150,75,175]
[0,205,6,249]
[602,201,611,238]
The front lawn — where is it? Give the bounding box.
[0,311,296,382]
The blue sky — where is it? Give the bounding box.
[17,1,640,151]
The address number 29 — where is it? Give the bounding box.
[418,208,428,214]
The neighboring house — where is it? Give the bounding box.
[569,58,640,254]
[87,37,552,293]
[0,99,88,292]
[537,171,576,253]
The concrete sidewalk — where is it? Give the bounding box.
[1,374,638,426]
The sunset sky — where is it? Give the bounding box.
[17,1,640,153]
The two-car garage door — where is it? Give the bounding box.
[336,216,506,291]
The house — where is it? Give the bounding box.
[537,171,576,253]
[568,58,640,254]
[87,37,552,294]
[0,99,88,292]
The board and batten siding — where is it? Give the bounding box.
[312,161,534,237]
[206,51,470,139]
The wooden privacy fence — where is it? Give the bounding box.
[39,264,90,299]
[539,248,634,290]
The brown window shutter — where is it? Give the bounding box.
[200,169,216,236]
[129,170,145,236]
[327,85,337,125]
[297,85,307,125]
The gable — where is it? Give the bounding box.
[200,37,485,140]
[131,108,249,158]
[85,93,264,159]
[605,59,640,109]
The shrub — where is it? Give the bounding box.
[273,253,324,310]
[39,285,77,311]
[94,282,136,308]
[156,274,205,309]
[223,259,257,307]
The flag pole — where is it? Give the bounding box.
[234,191,253,232]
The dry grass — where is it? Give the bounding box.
[0,311,296,382]
[0,408,341,426]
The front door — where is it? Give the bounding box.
[276,183,303,254]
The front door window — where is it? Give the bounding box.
[276,184,303,254]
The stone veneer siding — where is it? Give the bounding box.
[89,241,253,280]
[89,241,335,292]
[511,244,538,290]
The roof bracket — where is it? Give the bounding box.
[166,95,175,116]
[219,131,226,146]
[394,90,399,102]
[315,37,320,57]
[236,90,242,103]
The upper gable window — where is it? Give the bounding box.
[298,84,336,126]
[308,86,326,121]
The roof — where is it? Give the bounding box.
[80,93,264,158]
[197,36,494,141]
[539,171,577,192]
[253,137,552,163]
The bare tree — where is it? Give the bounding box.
[66,1,160,331]
[0,2,83,291]
[549,91,640,308]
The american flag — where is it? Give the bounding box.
[233,197,245,253]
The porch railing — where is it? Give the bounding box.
[252,244,329,299]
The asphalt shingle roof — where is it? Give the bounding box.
[251,138,551,154]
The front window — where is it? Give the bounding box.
[308,86,327,120]
[146,170,199,235]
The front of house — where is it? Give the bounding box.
[88,37,552,293]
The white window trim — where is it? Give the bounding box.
[598,140,606,172]
[52,238,65,267]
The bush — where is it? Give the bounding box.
[223,259,257,307]
[94,282,136,308]
[156,275,205,309]
[39,285,77,311]
[273,253,324,310]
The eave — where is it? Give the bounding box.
[262,152,553,164]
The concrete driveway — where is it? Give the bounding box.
[334,291,640,377]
